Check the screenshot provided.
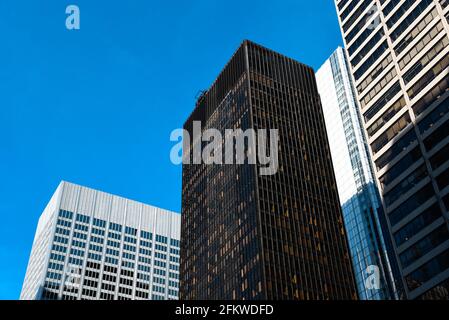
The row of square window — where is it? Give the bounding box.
[45,272,180,294]
[49,253,180,275]
[55,230,179,261]
[47,270,179,291]
[58,210,180,247]
[50,261,179,283]
[52,252,175,272]
[52,289,175,300]
[46,271,179,291]
[57,231,170,255]
[56,220,178,251]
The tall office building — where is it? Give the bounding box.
[20,181,180,300]
[335,0,449,299]
[180,40,357,300]
[316,47,399,300]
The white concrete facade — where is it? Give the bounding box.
[20,181,181,300]
[335,0,449,299]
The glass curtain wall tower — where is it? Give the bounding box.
[180,40,357,300]
[335,0,449,299]
[316,47,400,300]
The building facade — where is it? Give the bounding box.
[20,181,180,300]
[316,47,400,300]
[180,40,357,300]
[335,0,449,299]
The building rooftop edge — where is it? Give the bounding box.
[58,180,180,216]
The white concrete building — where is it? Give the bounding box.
[335,0,449,299]
[20,181,180,300]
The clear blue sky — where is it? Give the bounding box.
[0,0,342,299]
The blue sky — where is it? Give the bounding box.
[0,0,342,299]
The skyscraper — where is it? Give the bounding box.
[180,40,357,300]
[335,0,449,299]
[21,181,180,300]
[316,47,400,300]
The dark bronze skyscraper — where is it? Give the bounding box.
[180,40,357,300]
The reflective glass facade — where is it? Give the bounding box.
[316,47,400,300]
[335,0,449,299]
[181,40,358,300]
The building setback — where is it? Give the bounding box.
[316,47,400,300]
[20,181,180,300]
[180,40,358,300]
[335,0,449,299]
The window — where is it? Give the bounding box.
[403,37,449,85]
[430,144,449,170]
[357,54,393,94]
[436,167,449,190]
[57,219,71,228]
[140,240,152,248]
[155,244,167,252]
[384,164,428,206]
[412,76,449,116]
[364,81,402,122]
[89,244,102,252]
[418,95,449,135]
[122,252,135,261]
[87,252,101,261]
[54,235,69,245]
[387,0,432,31]
[90,235,104,244]
[107,240,120,248]
[76,214,90,224]
[389,183,435,226]
[109,223,122,232]
[55,227,70,236]
[73,232,87,240]
[92,228,105,236]
[123,244,136,252]
[93,218,106,228]
[342,0,373,33]
[139,248,152,256]
[75,223,88,232]
[400,225,449,268]
[367,97,405,138]
[125,226,137,236]
[121,260,135,269]
[155,252,167,260]
[170,239,180,248]
[354,41,389,81]
[394,204,442,246]
[406,249,449,291]
[408,55,449,100]
[105,257,118,265]
[371,112,411,155]
[138,256,151,265]
[424,118,449,151]
[124,236,137,244]
[141,230,152,240]
[59,210,73,219]
[72,240,86,248]
[108,232,121,240]
[70,248,85,257]
[106,248,119,256]
[156,235,168,244]
[397,16,443,68]
[351,29,386,68]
